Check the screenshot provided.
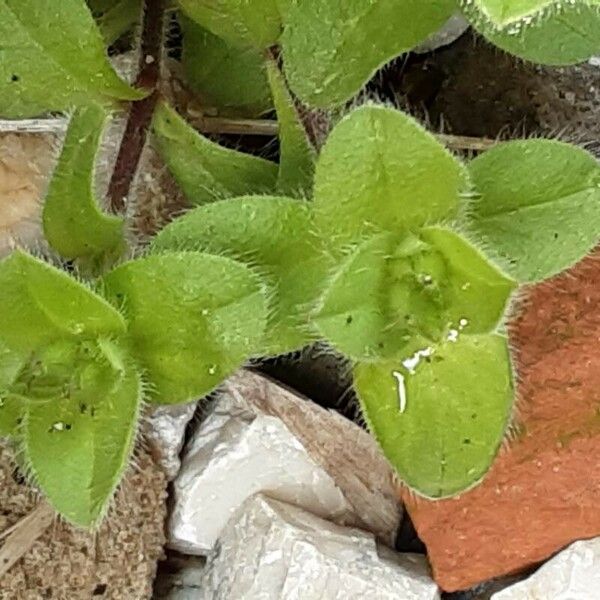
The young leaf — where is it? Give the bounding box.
[177,0,281,49]
[466,139,600,282]
[314,228,515,361]
[266,59,316,197]
[43,103,126,268]
[152,196,330,356]
[152,102,278,205]
[313,105,466,249]
[420,226,516,333]
[102,252,268,403]
[24,338,141,527]
[182,17,273,117]
[313,234,417,361]
[0,394,23,438]
[461,0,600,65]
[354,333,514,498]
[0,251,126,354]
[0,0,144,118]
[280,0,455,107]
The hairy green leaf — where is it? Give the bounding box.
[314,228,514,361]
[354,333,514,498]
[314,105,466,249]
[182,18,273,117]
[152,196,329,356]
[0,0,144,118]
[421,226,516,333]
[152,102,278,205]
[314,234,418,361]
[266,59,316,197]
[177,0,281,48]
[0,394,22,437]
[462,0,600,64]
[0,251,126,355]
[466,0,558,25]
[24,338,141,527]
[102,252,268,403]
[467,139,600,282]
[43,104,126,268]
[280,0,455,107]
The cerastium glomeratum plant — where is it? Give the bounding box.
[0,0,599,526]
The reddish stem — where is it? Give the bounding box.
[107,0,165,214]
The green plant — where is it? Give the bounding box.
[152,102,600,498]
[1,0,599,527]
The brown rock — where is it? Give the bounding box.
[231,370,403,546]
[405,253,600,591]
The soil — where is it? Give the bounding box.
[0,441,168,599]
[383,34,600,147]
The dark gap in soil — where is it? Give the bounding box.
[255,345,357,422]
[395,511,427,554]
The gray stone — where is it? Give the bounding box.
[414,14,470,54]
[197,495,439,600]
[493,537,600,599]
[169,370,401,555]
[147,403,197,480]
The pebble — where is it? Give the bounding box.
[168,370,401,555]
[193,495,439,600]
[492,537,600,599]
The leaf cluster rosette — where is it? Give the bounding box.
[151,101,600,498]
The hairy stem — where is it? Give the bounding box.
[107,0,165,214]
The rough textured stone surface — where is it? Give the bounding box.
[414,14,469,54]
[406,254,600,591]
[146,402,197,480]
[197,495,438,600]
[0,132,58,256]
[170,370,401,555]
[0,441,168,599]
[493,537,600,599]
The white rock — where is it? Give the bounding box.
[147,403,197,480]
[493,537,600,599]
[169,370,401,555]
[414,14,470,54]
[195,495,439,600]
[589,56,600,67]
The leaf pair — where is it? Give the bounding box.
[0,250,268,526]
[150,102,513,498]
[152,90,314,202]
[0,0,142,118]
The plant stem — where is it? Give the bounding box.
[187,113,497,152]
[107,0,165,214]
